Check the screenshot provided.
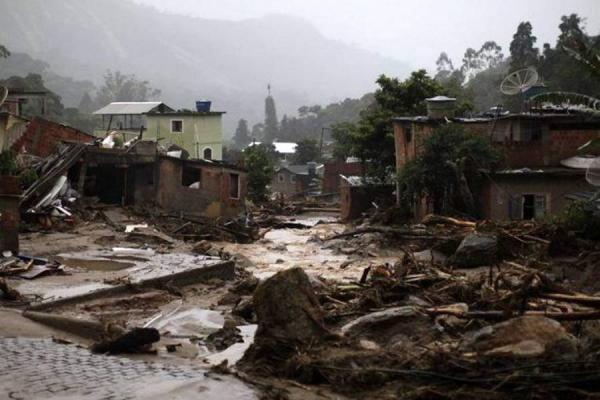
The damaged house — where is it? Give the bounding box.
[23,141,247,220]
[93,100,225,160]
[393,96,599,220]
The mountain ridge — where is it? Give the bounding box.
[0,0,410,134]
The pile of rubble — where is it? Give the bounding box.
[230,215,600,399]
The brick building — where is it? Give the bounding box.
[392,97,599,220]
[11,117,95,157]
[77,141,247,219]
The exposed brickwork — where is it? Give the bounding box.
[11,117,95,157]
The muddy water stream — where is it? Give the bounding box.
[220,213,404,282]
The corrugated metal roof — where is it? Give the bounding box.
[93,102,173,115]
[248,141,297,154]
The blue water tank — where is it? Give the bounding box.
[195,101,211,112]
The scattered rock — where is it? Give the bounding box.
[192,240,212,255]
[451,232,498,268]
[205,320,244,351]
[232,296,255,321]
[461,316,577,359]
[231,276,260,295]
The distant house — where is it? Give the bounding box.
[0,88,47,117]
[93,101,225,161]
[271,162,320,198]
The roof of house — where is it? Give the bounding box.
[248,141,297,154]
[93,102,174,115]
[146,111,225,116]
[278,164,310,175]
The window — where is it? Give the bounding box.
[171,119,183,133]
[516,194,546,220]
[404,126,412,143]
[181,166,201,188]
[278,173,285,183]
[290,174,296,183]
[203,147,213,160]
[229,173,240,199]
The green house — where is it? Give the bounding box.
[93,101,225,160]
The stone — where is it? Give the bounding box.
[451,232,498,268]
[192,240,212,255]
[460,316,577,359]
[240,268,331,365]
[251,267,329,344]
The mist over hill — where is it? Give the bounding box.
[0,0,410,134]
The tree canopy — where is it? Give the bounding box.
[293,138,320,164]
[263,95,279,144]
[243,144,276,203]
[233,119,251,149]
[398,124,501,217]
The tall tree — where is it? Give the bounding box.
[78,92,95,113]
[0,44,9,58]
[332,71,443,180]
[94,70,161,108]
[293,138,320,164]
[398,124,500,216]
[509,22,539,70]
[243,144,275,203]
[233,119,251,149]
[263,90,279,144]
[435,52,455,81]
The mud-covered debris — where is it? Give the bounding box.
[460,316,577,359]
[0,278,22,300]
[91,327,160,354]
[192,240,213,254]
[205,320,244,351]
[232,296,255,321]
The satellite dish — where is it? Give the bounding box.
[585,157,600,187]
[0,86,8,108]
[500,68,539,95]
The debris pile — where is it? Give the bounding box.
[236,215,600,399]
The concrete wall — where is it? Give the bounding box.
[340,184,395,221]
[156,157,245,218]
[146,114,223,160]
[322,161,364,193]
[480,173,592,220]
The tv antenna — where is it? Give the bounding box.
[0,86,8,108]
[500,67,539,95]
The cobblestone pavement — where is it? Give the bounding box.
[0,338,257,400]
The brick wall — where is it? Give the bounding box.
[11,117,95,157]
[156,158,246,218]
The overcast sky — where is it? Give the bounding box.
[134,0,600,71]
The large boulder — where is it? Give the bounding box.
[460,316,577,359]
[241,268,331,366]
[451,232,498,268]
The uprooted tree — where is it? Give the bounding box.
[398,124,501,217]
